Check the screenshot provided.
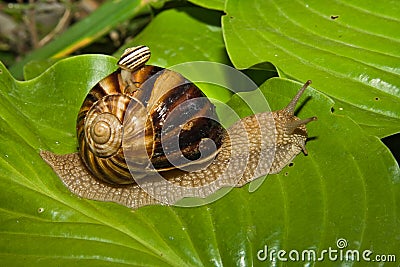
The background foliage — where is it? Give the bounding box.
[1,0,399,266]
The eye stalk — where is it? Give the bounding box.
[283,80,312,115]
[271,80,317,158]
[281,80,317,134]
[285,116,318,136]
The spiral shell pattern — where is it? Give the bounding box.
[77,83,135,184]
[84,95,130,157]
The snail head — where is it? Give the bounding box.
[272,80,317,156]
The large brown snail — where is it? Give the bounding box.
[40,46,317,208]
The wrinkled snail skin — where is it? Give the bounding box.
[40,46,317,209]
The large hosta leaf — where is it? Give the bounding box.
[1,5,399,266]
[222,0,400,137]
[0,55,399,265]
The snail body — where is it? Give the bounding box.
[40,46,317,208]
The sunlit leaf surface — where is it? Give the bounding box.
[223,0,400,137]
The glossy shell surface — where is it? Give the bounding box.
[77,65,225,185]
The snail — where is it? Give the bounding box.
[40,46,317,209]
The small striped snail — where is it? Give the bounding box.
[40,46,317,208]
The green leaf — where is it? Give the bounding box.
[1,50,399,266]
[1,3,399,265]
[9,0,151,79]
[222,0,400,137]
[23,59,61,80]
[0,57,117,154]
[188,0,225,11]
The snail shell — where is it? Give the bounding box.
[77,46,225,185]
[40,46,317,208]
